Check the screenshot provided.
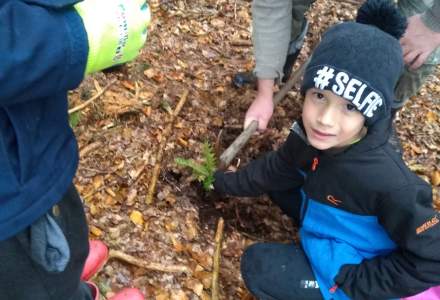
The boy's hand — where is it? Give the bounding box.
[75,0,151,74]
[400,14,440,70]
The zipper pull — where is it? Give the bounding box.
[329,284,338,294]
[311,157,319,171]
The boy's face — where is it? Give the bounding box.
[302,88,366,150]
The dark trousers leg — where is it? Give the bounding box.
[241,243,323,300]
[0,185,92,300]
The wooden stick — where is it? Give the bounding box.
[146,90,189,204]
[109,250,191,274]
[218,59,309,169]
[342,0,363,6]
[68,79,117,114]
[211,217,225,300]
[230,39,252,47]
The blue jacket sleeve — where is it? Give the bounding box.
[0,0,88,106]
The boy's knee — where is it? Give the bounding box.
[240,243,269,294]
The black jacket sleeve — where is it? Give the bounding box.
[213,130,317,197]
[335,184,440,299]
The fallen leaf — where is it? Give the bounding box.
[184,278,204,296]
[130,210,144,226]
[155,292,170,300]
[93,175,104,189]
[431,170,440,186]
[90,225,103,237]
[170,290,188,300]
[426,111,438,123]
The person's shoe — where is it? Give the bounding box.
[81,240,109,281]
[232,19,309,88]
[232,71,257,89]
[282,20,309,82]
[87,281,101,300]
[108,288,145,300]
[87,282,145,300]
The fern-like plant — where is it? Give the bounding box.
[175,142,216,191]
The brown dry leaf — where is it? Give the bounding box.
[165,219,179,231]
[156,292,170,300]
[194,269,212,289]
[93,175,104,189]
[177,137,188,147]
[410,144,423,154]
[184,215,199,241]
[130,210,144,226]
[210,18,225,28]
[121,80,136,91]
[170,290,188,300]
[426,111,438,123]
[170,235,185,252]
[144,68,158,79]
[409,164,428,174]
[126,188,138,206]
[199,291,211,300]
[89,203,99,216]
[187,245,212,270]
[184,278,204,296]
[431,170,440,186]
[90,225,103,237]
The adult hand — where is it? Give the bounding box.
[244,79,275,132]
[400,14,440,70]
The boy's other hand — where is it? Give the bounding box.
[244,79,275,132]
[400,14,440,70]
[75,0,151,74]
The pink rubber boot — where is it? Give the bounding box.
[87,282,144,300]
[81,240,109,281]
[401,286,440,300]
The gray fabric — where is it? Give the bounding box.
[25,213,70,273]
[421,0,440,32]
[394,64,436,106]
[399,0,440,65]
[251,0,440,106]
[252,0,314,81]
[252,0,293,80]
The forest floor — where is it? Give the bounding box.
[69,0,440,299]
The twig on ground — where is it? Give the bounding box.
[343,0,363,6]
[68,79,117,114]
[230,39,252,47]
[212,217,225,300]
[218,60,309,169]
[109,250,191,274]
[146,89,189,204]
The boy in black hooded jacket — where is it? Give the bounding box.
[214,1,440,299]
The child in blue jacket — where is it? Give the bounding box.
[214,1,440,299]
[0,0,149,299]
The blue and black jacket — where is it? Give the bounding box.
[214,118,440,299]
[0,0,88,241]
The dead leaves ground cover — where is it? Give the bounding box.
[69,0,440,299]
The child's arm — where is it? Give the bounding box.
[0,0,150,106]
[334,184,440,299]
[214,130,316,197]
[0,1,88,106]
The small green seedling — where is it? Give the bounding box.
[175,142,216,191]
